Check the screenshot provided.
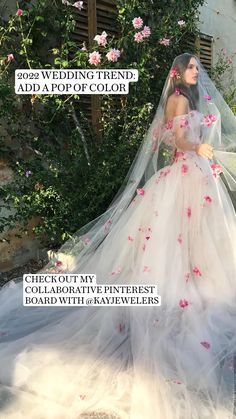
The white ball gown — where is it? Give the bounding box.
[0,109,236,419]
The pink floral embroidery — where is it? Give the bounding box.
[170,67,178,77]
[143,265,151,273]
[185,272,190,283]
[173,380,182,384]
[203,94,212,101]
[203,114,217,126]
[187,207,192,218]
[204,195,212,203]
[165,120,173,130]
[104,219,113,230]
[200,341,210,349]
[110,267,122,276]
[145,236,150,240]
[128,235,134,241]
[83,237,91,244]
[210,164,223,178]
[137,188,145,196]
[192,266,202,277]
[180,118,189,128]
[151,140,158,152]
[179,299,189,308]
[174,87,181,96]
[55,261,62,267]
[79,394,86,400]
[177,234,182,244]
[175,151,186,159]
[181,164,188,174]
[117,323,125,333]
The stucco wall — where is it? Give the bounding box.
[198,0,236,77]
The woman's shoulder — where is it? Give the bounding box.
[165,94,190,122]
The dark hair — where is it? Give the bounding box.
[163,53,200,111]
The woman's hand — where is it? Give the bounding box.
[195,143,214,160]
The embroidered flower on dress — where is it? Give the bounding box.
[204,195,212,203]
[181,164,188,174]
[187,207,192,218]
[180,118,189,128]
[55,261,63,267]
[192,266,202,276]
[128,235,134,241]
[200,341,210,349]
[104,219,113,230]
[117,323,125,333]
[203,114,217,126]
[177,234,182,244]
[185,272,190,283]
[143,265,151,273]
[174,87,181,96]
[165,120,173,131]
[203,94,212,101]
[79,394,86,400]
[179,299,189,308]
[110,267,122,276]
[210,164,223,178]
[137,188,145,196]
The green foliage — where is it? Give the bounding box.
[0,0,204,248]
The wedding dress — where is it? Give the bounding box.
[0,54,236,419]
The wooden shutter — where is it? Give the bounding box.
[71,0,120,138]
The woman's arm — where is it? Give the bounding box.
[174,96,213,159]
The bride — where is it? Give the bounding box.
[0,52,236,419]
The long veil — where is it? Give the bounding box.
[24,52,236,274]
[1,53,236,419]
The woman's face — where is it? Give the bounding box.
[183,57,199,86]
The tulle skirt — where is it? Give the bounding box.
[0,150,236,419]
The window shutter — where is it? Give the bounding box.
[71,0,120,139]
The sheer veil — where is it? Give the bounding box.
[8,53,236,274]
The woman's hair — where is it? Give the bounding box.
[162,53,200,112]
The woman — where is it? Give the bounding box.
[0,53,236,419]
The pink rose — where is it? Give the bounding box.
[134,32,144,43]
[88,51,101,66]
[94,31,107,46]
[174,87,181,96]
[16,8,23,16]
[132,17,143,29]
[170,67,177,77]
[106,48,121,62]
[159,38,170,46]
[73,1,83,9]
[141,25,151,38]
[7,53,14,62]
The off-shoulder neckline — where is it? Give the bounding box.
[165,109,201,124]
